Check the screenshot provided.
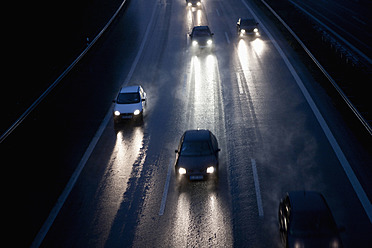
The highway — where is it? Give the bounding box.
[2,0,371,247]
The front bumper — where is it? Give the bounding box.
[176,167,217,180]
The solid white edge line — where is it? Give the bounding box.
[251,159,264,217]
[30,3,159,248]
[159,159,174,216]
[30,110,112,248]
[241,0,372,223]
[0,0,128,144]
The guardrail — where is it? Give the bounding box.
[0,0,129,144]
[258,0,372,136]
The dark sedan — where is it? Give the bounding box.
[175,129,220,181]
[189,26,214,52]
[236,18,259,37]
[278,191,343,248]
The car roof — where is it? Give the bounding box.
[288,191,330,213]
[120,85,140,93]
[183,129,211,142]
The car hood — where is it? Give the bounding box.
[114,102,142,114]
[177,154,217,170]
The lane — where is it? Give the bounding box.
[31,0,372,247]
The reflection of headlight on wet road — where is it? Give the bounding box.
[114,110,120,116]
[207,39,213,45]
[133,109,141,115]
[179,167,187,175]
[207,166,215,174]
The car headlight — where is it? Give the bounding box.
[207,39,213,45]
[179,167,187,175]
[197,2,201,6]
[206,166,215,174]
[240,29,246,34]
[192,40,198,46]
[114,110,120,116]
[254,28,258,33]
[133,109,141,115]
[188,2,192,6]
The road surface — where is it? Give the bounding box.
[2,0,371,247]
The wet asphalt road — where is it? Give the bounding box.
[2,0,372,247]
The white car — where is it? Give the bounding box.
[113,85,147,123]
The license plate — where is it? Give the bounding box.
[121,115,132,119]
[190,175,203,180]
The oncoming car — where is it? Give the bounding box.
[189,26,214,52]
[278,191,343,248]
[175,129,220,181]
[236,18,259,37]
[186,0,201,7]
[112,85,146,123]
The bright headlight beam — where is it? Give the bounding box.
[207,39,212,45]
[192,40,198,46]
[114,111,120,116]
[133,109,141,115]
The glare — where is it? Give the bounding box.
[207,39,212,45]
[251,38,265,56]
[192,40,198,46]
[253,28,258,33]
[133,109,140,115]
[114,110,120,116]
[240,29,246,34]
[238,39,249,71]
[196,9,202,25]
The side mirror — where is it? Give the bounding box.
[142,98,146,101]
[217,148,221,152]
[175,149,179,153]
[211,33,214,36]
[112,99,116,103]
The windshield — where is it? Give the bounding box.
[193,29,211,37]
[290,212,337,236]
[180,141,213,156]
[117,92,140,104]
[241,19,256,26]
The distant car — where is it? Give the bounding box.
[236,18,259,37]
[278,191,343,248]
[113,85,146,123]
[175,129,220,181]
[186,0,201,7]
[189,26,214,51]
